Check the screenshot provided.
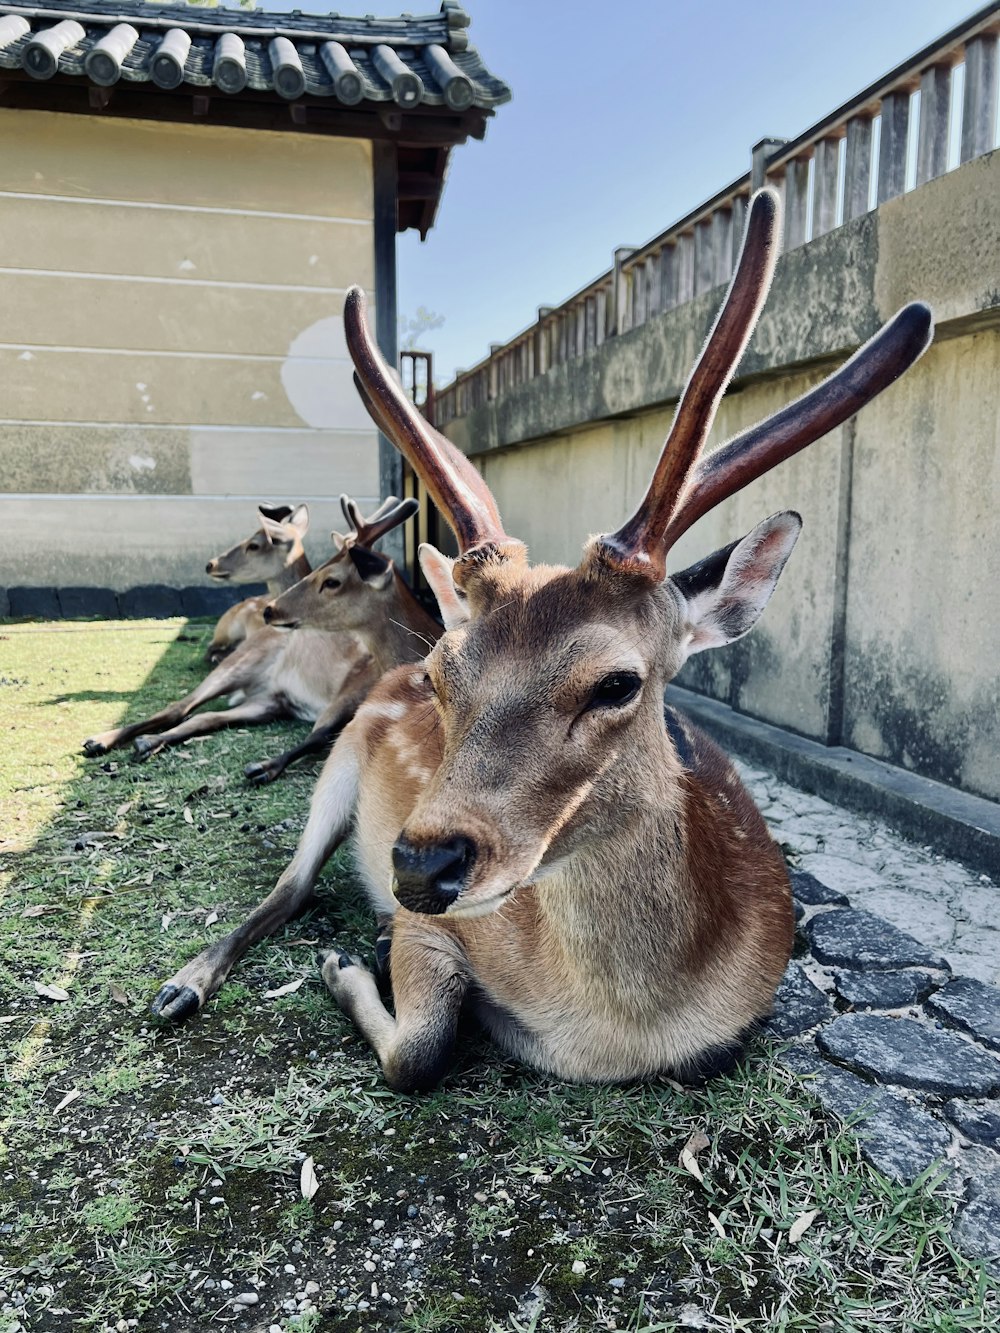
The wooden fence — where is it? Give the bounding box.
[436,3,1000,426]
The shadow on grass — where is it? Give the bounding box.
[1,617,997,1333]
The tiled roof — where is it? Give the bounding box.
[0,0,510,108]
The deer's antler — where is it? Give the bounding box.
[597,189,933,582]
[340,494,417,550]
[344,288,522,559]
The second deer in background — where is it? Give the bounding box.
[81,497,431,784]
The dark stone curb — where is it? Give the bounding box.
[667,684,1000,881]
[771,869,1000,1274]
[2,584,261,621]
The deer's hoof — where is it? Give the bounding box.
[374,931,392,982]
[82,737,107,757]
[150,982,202,1022]
[244,761,277,786]
[133,736,158,759]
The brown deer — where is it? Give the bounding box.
[82,497,423,785]
[152,190,932,1090]
[204,502,313,662]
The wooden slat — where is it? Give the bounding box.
[877,90,910,203]
[675,233,695,305]
[784,157,809,249]
[812,137,840,236]
[917,63,952,184]
[843,115,873,219]
[693,219,714,295]
[711,207,733,285]
[961,32,999,162]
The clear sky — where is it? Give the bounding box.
[257,0,981,379]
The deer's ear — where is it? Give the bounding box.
[259,515,289,546]
[671,511,801,659]
[329,530,348,553]
[419,543,470,629]
[258,503,293,524]
[288,504,309,536]
[349,544,393,590]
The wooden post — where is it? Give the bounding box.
[729,195,747,267]
[675,233,695,306]
[373,141,404,568]
[843,115,873,219]
[961,33,999,163]
[812,137,840,236]
[784,157,809,249]
[645,254,660,320]
[916,64,951,185]
[612,247,634,335]
[877,89,910,203]
[660,244,678,312]
[693,219,714,295]
[711,207,733,285]
[751,137,787,189]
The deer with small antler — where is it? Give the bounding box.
[152,190,932,1086]
[83,497,429,785]
[204,502,314,662]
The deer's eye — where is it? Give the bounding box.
[588,672,642,710]
[247,542,260,552]
[321,577,341,592]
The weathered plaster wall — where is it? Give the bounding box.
[0,110,378,589]
[445,151,1000,803]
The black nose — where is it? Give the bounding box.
[262,604,275,624]
[392,835,476,914]
[205,561,214,574]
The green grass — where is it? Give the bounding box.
[0,617,997,1332]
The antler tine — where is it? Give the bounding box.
[344,287,520,557]
[340,494,363,534]
[662,301,934,551]
[353,496,420,550]
[600,189,782,581]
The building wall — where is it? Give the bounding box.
[0,110,379,588]
[444,152,1000,803]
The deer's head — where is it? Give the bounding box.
[264,495,417,633]
[206,503,309,584]
[345,189,933,918]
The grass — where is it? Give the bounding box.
[0,616,998,1333]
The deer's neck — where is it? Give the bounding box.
[363,573,443,674]
[267,551,311,598]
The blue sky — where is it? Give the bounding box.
[260,0,980,379]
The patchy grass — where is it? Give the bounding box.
[0,618,997,1333]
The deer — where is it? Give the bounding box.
[82,497,425,786]
[204,502,313,662]
[150,189,933,1092]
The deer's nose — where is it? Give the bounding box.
[262,604,274,624]
[205,560,216,574]
[391,835,476,914]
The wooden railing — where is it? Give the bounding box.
[437,3,1000,427]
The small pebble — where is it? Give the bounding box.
[609,1277,626,1289]
[571,1260,587,1275]
[233,1293,259,1307]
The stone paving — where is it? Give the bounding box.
[733,760,1000,1274]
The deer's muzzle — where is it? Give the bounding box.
[391,835,476,914]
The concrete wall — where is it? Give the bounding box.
[442,152,1000,803]
[0,110,379,589]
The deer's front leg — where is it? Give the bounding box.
[322,922,468,1093]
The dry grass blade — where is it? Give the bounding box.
[789,1209,820,1244]
[300,1155,319,1202]
[53,1089,82,1114]
[263,978,305,1000]
[34,980,70,1002]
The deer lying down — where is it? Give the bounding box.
[154,190,933,1087]
[82,498,424,785]
[205,503,312,662]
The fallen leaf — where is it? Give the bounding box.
[21,904,60,919]
[115,800,133,817]
[109,984,129,1006]
[708,1211,726,1239]
[264,978,305,999]
[53,1089,81,1114]
[34,981,70,1002]
[679,1130,710,1183]
[183,807,194,825]
[204,911,219,927]
[300,1156,319,1202]
[161,913,174,932]
[0,1015,19,1024]
[788,1209,819,1244]
[283,937,319,947]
